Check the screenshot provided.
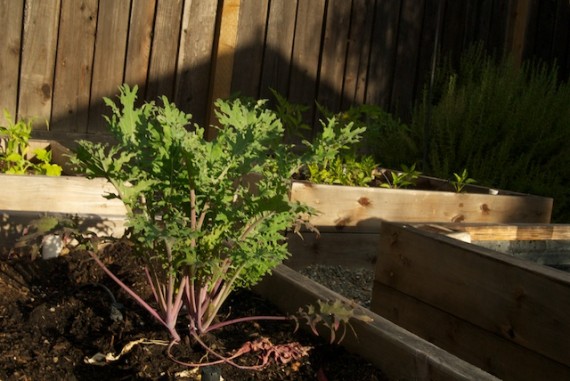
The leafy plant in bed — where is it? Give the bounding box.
[72,85,367,370]
[0,111,62,176]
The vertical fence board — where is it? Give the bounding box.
[316,0,352,113]
[145,0,183,101]
[124,0,156,97]
[207,0,241,135]
[367,0,401,109]
[0,1,24,118]
[231,0,269,99]
[288,0,326,125]
[51,0,98,133]
[551,0,569,80]
[440,0,467,66]
[51,0,98,132]
[175,0,218,126]
[390,0,424,116]
[414,0,442,98]
[259,0,297,99]
[88,0,130,133]
[17,0,60,128]
[506,0,532,65]
[487,0,510,55]
[2,0,568,139]
[342,0,375,108]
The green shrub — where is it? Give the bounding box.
[411,46,570,221]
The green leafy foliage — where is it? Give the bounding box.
[72,85,362,348]
[451,169,476,193]
[0,111,62,176]
[378,163,422,189]
[411,45,570,219]
[307,155,378,187]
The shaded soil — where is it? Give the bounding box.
[0,245,387,380]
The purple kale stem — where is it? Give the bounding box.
[88,250,181,342]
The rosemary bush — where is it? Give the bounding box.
[412,46,570,220]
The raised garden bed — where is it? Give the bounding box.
[371,222,570,380]
[0,139,127,256]
[254,264,497,381]
[287,178,553,262]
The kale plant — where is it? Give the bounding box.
[72,85,364,368]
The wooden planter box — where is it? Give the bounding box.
[254,264,497,381]
[287,179,553,263]
[371,222,570,380]
[0,140,127,255]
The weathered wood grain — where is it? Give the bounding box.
[366,0,400,109]
[254,264,498,381]
[259,0,297,99]
[52,0,98,133]
[342,0,375,107]
[175,0,218,127]
[87,0,130,133]
[290,181,553,230]
[0,0,24,118]
[18,0,60,127]
[374,222,570,368]
[145,0,183,101]
[317,0,352,112]
[124,0,157,95]
[288,0,326,124]
[231,0,269,98]
[371,282,570,381]
[207,0,242,136]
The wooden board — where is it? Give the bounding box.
[87,0,130,133]
[207,0,242,137]
[341,0,375,108]
[317,0,352,112]
[390,0,424,115]
[288,0,326,124]
[51,0,98,133]
[145,0,183,101]
[18,0,61,128]
[285,231,379,270]
[231,0,270,98]
[174,0,218,127]
[445,223,570,241]
[124,0,157,95]
[365,0,400,108]
[373,222,570,368]
[254,264,498,381]
[371,282,570,381]
[0,0,24,118]
[290,181,553,231]
[259,0,297,99]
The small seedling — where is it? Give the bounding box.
[451,169,477,193]
[379,163,421,189]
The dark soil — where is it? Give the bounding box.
[0,244,387,380]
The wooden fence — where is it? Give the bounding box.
[0,0,568,142]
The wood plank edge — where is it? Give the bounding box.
[254,264,498,381]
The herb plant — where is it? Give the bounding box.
[72,85,366,368]
[0,111,62,176]
[307,155,378,187]
[379,163,421,189]
[451,169,476,193]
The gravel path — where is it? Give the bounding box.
[299,264,375,308]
